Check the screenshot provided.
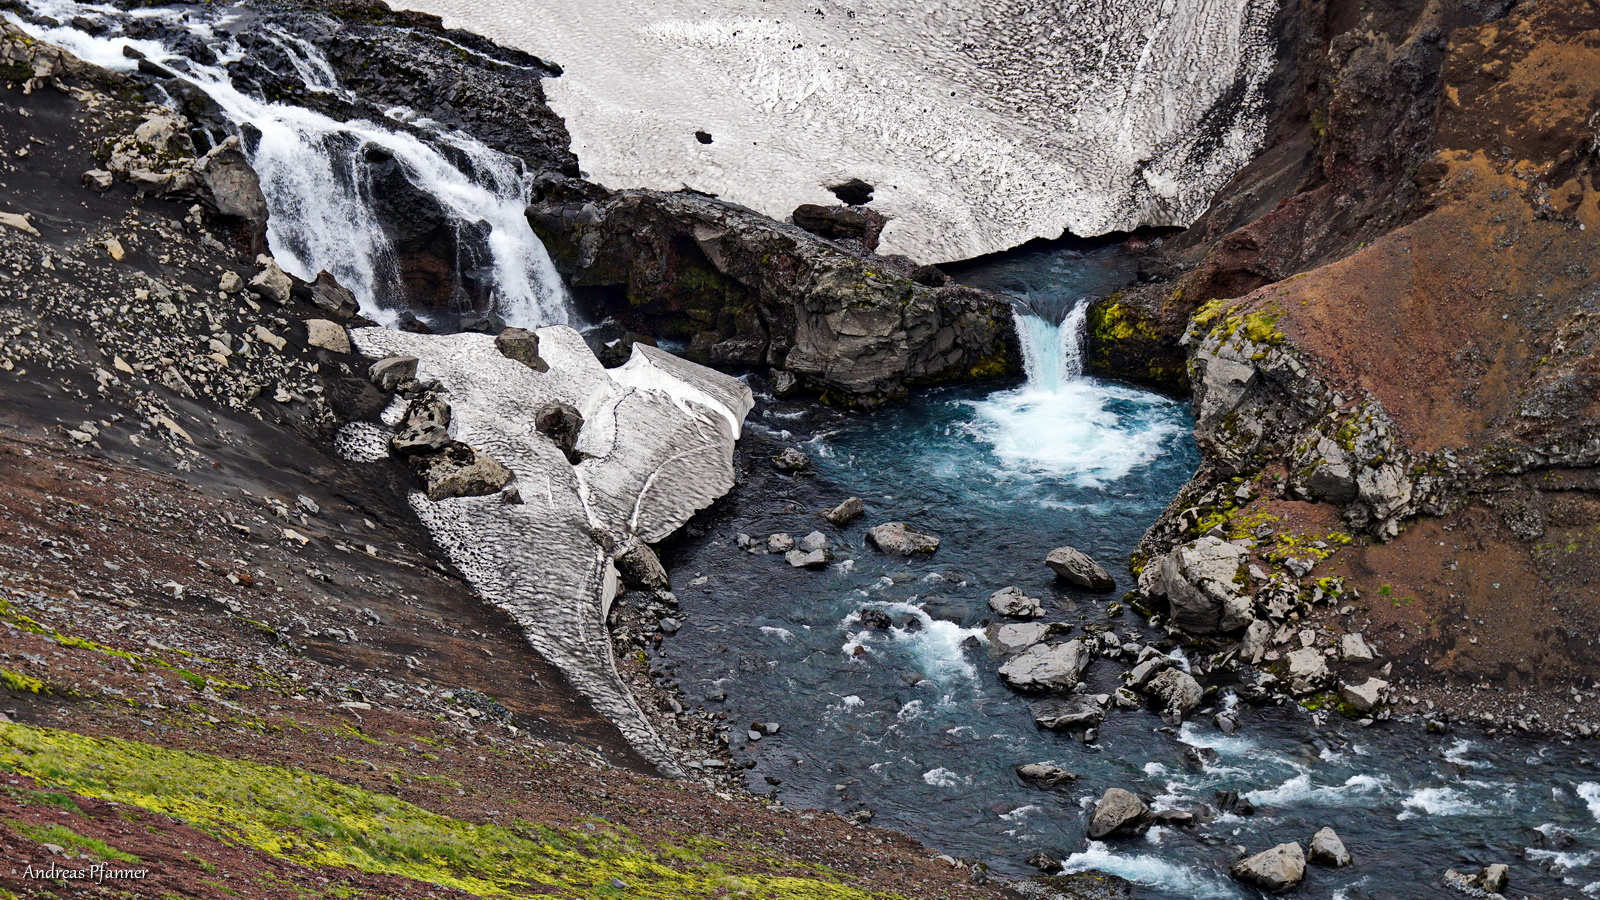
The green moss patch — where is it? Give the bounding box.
[0,724,903,900]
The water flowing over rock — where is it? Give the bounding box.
[346,325,753,775]
[1232,842,1306,893]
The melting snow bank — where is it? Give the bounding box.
[342,326,752,776]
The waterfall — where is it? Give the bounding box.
[1012,300,1090,392]
[8,1,571,330]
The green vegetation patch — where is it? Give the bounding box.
[0,724,903,900]
[11,821,143,864]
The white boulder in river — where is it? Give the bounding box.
[1232,841,1306,893]
[341,325,753,776]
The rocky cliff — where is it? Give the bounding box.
[529,181,1018,407]
[1109,0,1600,723]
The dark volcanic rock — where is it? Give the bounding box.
[495,327,550,373]
[828,178,874,205]
[791,203,885,251]
[528,186,1016,408]
[534,401,584,464]
[295,270,359,320]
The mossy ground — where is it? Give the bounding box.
[0,723,905,900]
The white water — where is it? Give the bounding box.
[8,1,571,328]
[965,302,1183,488]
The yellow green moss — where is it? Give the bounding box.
[0,724,905,900]
[0,668,47,695]
[0,596,248,693]
[1088,297,1161,344]
[11,822,143,864]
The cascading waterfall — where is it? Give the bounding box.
[966,298,1180,488]
[8,1,571,329]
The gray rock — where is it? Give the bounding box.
[370,355,419,393]
[1087,788,1152,839]
[1032,694,1107,731]
[1482,864,1509,894]
[1160,537,1251,634]
[298,271,359,319]
[1046,546,1116,591]
[989,585,1045,618]
[773,447,811,472]
[1144,667,1203,718]
[866,522,940,556]
[1340,632,1374,661]
[1308,827,1351,867]
[615,542,670,590]
[195,137,269,252]
[1015,762,1078,787]
[495,327,550,372]
[82,169,114,191]
[771,369,800,397]
[1232,842,1305,893]
[1338,677,1389,713]
[218,270,244,294]
[998,639,1089,691]
[1125,654,1175,691]
[304,319,350,354]
[1241,617,1271,664]
[989,622,1064,654]
[1286,647,1332,696]
[786,548,832,569]
[825,496,865,526]
[248,255,293,305]
[767,533,795,554]
[534,401,585,464]
[391,395,453,456]
[412,444,514,501]
[799,531,829,552]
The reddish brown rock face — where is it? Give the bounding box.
[1123,2,1600,715]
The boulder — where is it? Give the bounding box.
[82,169,114,191]
[1015,763,1077,787]
[194,137,268,253]
[1045,546,1116,591]
[1241,617,1271,664]
[391,394,453,455]
[1308,827,1351,867]
[412,444,514,501]
[773,447,811,472]
[858,608,893,630]
[1086,788,1152,839]
[989,622,1062,654]
[1340,632,1374,661]
[989,586,1044,619]
[304,319,351,354]
[615,542,670,590]
[865,522,940,556]
[767,533,795,553]
[495,327,550,372]
[248,255,293,305]
[790,203,885,250]
[295,271,359,319]
[1031,695,1107,731]
[825,496,865,526]
[1159,537,1250,634]
[369,355,419,393]
[786,548,832,569]
[997,640,1089,691]
[1482,864,1509,893]
[1285,647,1332,696]
[1338,677,1389,713]
[799,531,829,552]
[1231,842,1305,893]
[1144,667,1203,719]
[535,401,584,463]
[1124,653,1175,691]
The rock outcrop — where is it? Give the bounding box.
[527,185,1016,407]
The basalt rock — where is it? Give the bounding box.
[998,640,1090,692]
[411,442,514,501]
[1156,537,1250,635]
[1015,762,1078,787]
[865,522,940,556]
[824,496,864,526]
[791,203,885,252]
[527,185,1015,407]
[1046,546,1116,592]
[295,271,360,320]
[1087,788,1152,840]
